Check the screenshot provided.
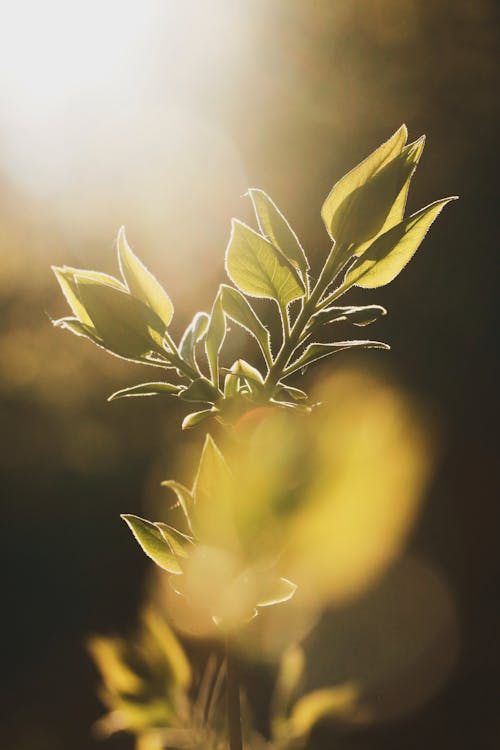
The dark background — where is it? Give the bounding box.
[1,1,499,747]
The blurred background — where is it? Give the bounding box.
[1,0,498,747]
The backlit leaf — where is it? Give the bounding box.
[180,378,219,403]
[225,220,304,306]
[345,197,456,289]
[181,409,214,430]
[256,576,297,607]
[205,290,226,386]
[285,340,390,376]
[179,312,209,370]
[220,284,272,365]
[248,188,309,274]
[313,304,387,327]
[52,316,103,345]
[52,266,125,327]
[108,382,183,401]
[160,480,193,526]
[154,523,192,557]
[117,227,174,327]
[322,125,407,239]
[121,514,182,574]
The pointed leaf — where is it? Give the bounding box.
[76,277,167,359]
[327,136,424,247]
[285,340,390,376]
[179,312,209,370]
[256,576,297,608]
[52,266,125,327]
[313,304,387,327]
[193,434,231,506]
[121,514,182,574]
[322,124,407,239]
[141,608,191,688]
[225,220,304,306]
[180,378,219,403]
[248,188,309,274]
[108,382,183,401]
[345,197,456,289]
[205,290,226,386]
[220,284,272,365]
[52,316,103,345]
[274,383,308,401]
[117,227,174,327]
[154,523,192,557]
[181,409,214,430]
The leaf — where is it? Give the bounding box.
[345,197,456,289]
[52,266,126,327]
[313,304,387,327]
[76,276,167,359]
[321,124,407,240]
[285,341,390,376]
[160,480,193,526]
[193,434,231,507]
[274,383,308,401]
[121,514,182,574]
[248,188,309,275]
[141,608,191,689]
[271,646,305,738]
[180,378,219,403]
[117,227,174,328]
[220,284,272,365]
[108,382,183,401]
[225,220,304,306]
[224,359,264,388]
[327,136,424,247]
[181,409,214,430]
[205,290,226,387]
[179,312,209,370]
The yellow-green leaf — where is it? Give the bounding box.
[154,523,192,557]
[180,378,219,403]
[121,514,182,574]
[179,312,209,370]
[52,316,103,345]
[220,284,272,366]
[160,480,193,528]
[108,382,183,401]
[285,340,390,376]
[205,290,226,387]
[346,197,457,289]
[313,304,387,327]
[117,227,174,328]
[52,266,126,327]
[181,409,214,430]
[225,220,304,306]
[248,188,309,274]
[321,124,407,240]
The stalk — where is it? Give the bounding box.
[225,640,243,750]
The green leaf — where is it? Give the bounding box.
[321,124,407,240]
[248,188,309,275]
[117,227,174,328]
[160,480,193,527]
[225,220,304,306]
[193,434,231,507]
[76,277,167,359]
[141,608,192,689]
[179,312,209,370]
[181,409,214,430]
[180,378,219,403]
[274,383,308,401]
[313,304,387,327]
[224,359,264,388]
[205,290,226,387]
[345,197,456,289]
[220,284,272,366]
[108,382,183,401]
[271,646,305,739]
[52,266,126,328]
[285,340,390,376]
[327,136,424,247]
[121,514,182,574]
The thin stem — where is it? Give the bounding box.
[225,640,242,750]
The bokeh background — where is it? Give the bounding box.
[1,1,499,747]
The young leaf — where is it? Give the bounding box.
[179,312,210,370]
[117,227,174,328]
[225,359,264,386]
[321,124,407,239]
[313,304,387,327]
[52,316,103,345]
[108,382,183,401]
[327,136,423,248]
[274,383,308,401]
[225,220,304,306]
[121,514,182,574]
[182,409,214,431]
[193,434,231,508]
[52,266,126,328]
[154,522,193,557]
[205,290,226,387]
[220,284,272,366]
[180,378,219,403]
[285,340,390,376]
[248,188,309,275]
[345,197,456,289]
[76,277,166,359]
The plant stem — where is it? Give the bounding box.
[225,640,242,750]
